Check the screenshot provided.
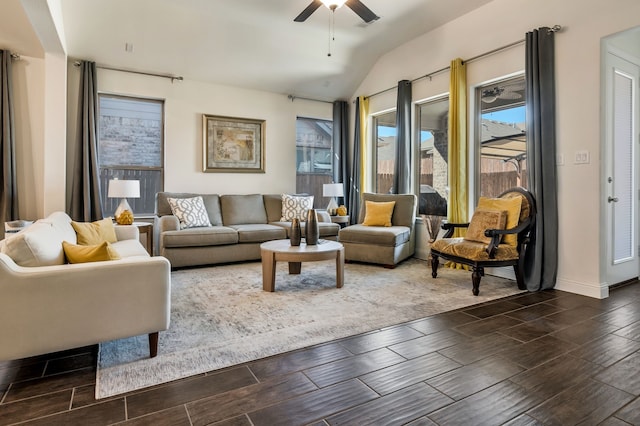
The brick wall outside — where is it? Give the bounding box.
[99,116,162,167]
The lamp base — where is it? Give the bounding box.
[326,197,339,215]
[114,199,133,224]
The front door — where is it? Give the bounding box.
[605,51,640,285]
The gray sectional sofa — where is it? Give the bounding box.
[156,193,340,268]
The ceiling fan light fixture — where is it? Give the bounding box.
[320,0,347,10]
[482,95,498,103]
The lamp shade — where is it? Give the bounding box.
[108,179,140,198]
[323,183,344,197]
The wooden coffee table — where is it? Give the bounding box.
[260,239,344,292]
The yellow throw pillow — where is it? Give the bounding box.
[464,209,507,244]
[62,241,120,264]
[71,218,118,245]
[362,201,396,227]
[477,196,522,246]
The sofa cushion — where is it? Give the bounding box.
[220,194,267,225]
[111,239,152,257]
[230,224,287,243]
[162,226,239,248]
[280,194,314,221]
[62,241,120,264]
[263,194,283,223]
[272,221,339,238]
[167,196,213,229]
[157,192,223,226]
[1,222,66,266]
[339,224,410,247]
[71,218,118,245]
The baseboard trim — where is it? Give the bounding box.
[554,277,609,299]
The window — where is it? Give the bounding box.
[295,117,333,206]
[417,97,449,216]
[476,76,527,198]
[98,94,164,217]
[374,110,396,193]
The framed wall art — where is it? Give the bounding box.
[202,114,265,173]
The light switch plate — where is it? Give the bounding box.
[574,150,590,164]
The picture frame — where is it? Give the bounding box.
[202,114,265,173]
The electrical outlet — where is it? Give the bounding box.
[574,150,590,164]
[556,154,564,165]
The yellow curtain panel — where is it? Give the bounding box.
[448,58,468,231]
[359,96,370,193]
[447,58,469,269]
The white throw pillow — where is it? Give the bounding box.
[167,196,212,229]
[1,222,66,266]
[280,194,314,221]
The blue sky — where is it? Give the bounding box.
[482,105,525,123]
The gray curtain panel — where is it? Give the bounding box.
[524,27,558,291]
[69,61,103,222]
[393,80,412,194]
[0,50,18,240]
[348,97,363,225]
[333,100,349,207]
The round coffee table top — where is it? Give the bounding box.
[260,239,342,254]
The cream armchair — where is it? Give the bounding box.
[338,193,417,267]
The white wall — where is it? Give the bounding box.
[65,66,332,198]
[12,55,45,220]
[353,0,640,298]
[12,0,67,220]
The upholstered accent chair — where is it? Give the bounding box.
[338,193,417,267]
[430,187,536,296]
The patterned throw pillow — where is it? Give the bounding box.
[280,194,314,221]
[167,196,212,229]
[464,208,508,244]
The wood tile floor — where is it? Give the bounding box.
[2,282,640,425]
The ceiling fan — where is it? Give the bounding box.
[481,83,524,104]
[294,0,380,24]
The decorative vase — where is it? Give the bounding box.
[305,209,319,245]
[290,218,301,246]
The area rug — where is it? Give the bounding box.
[96,258,522,398]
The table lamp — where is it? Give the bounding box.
[108,179,140,224]
[323,183,344,215]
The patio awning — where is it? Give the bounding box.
[481,134,526,160]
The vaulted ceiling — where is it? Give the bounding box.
[1,0,495,100]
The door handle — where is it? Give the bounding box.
[608,196,619,203]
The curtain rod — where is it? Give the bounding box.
[364,25,562,100]
[73,61,183,83]
[287,94,333,104]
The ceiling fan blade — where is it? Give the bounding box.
[294,0,323,22]
[345,0,380,23]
